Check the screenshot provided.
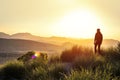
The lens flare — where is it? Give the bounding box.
[35,52,40,57]
[31,52,40,59]
[31,55,36,59]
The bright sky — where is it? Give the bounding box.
[0,0,120,40]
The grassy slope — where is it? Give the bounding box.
[0,43,120,80]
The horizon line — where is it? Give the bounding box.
[0,31,120,41]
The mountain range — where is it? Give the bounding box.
[0,32,119,53]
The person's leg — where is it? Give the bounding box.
[94,44,97,53]
[98,44,101,54]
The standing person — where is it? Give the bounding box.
[94,28,103,54]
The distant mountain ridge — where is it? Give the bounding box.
[0,32,10,38]
[0,32,119,48]
[11,33,32,38]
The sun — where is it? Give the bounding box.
[52,9,102,38]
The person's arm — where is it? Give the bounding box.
[101,33,103,43]
[94,33,97,44]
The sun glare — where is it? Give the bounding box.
[52,9,102,38]
[35,52,40,57]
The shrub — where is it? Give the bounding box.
[17,51,48,64]
[24,55,48,80]
[17,51,35,62]
[0,61,26,80]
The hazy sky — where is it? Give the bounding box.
[0,0,120,40]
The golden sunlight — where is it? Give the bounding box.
[52,9,103,38]
[35,52,40,57]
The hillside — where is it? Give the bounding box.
[0,44,120,80]
[0,38,61,53]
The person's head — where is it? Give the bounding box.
[97,28,100,32]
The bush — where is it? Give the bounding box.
[17,51,48,64]
[24,55,49,80]
[17,51,35,62]
[0,61,26,80]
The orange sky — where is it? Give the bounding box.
[0,0,120,40]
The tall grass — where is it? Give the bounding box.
[64,68,119,80]
[0,43,120,80]
[49,62,67,80]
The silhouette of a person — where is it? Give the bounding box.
[94,28,103,54]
